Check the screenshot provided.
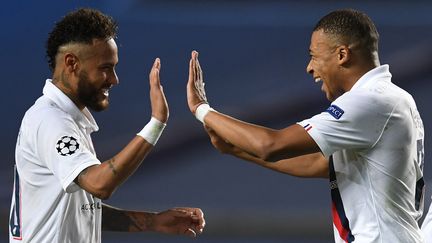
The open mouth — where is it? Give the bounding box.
[314,77,322,83]
[102,89,109,97]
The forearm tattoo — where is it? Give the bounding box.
[107,158,118,176]
[102,205,154,232]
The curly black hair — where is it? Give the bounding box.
[46,8,118,72]
[314,9,379,55]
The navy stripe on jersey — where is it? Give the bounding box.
[415,177,424,211]
[329,156,355,243]
[9,165,22,239]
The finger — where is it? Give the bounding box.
[188,208,205,231]
[190,54,197,86]
[188,58,194,84]
[184,228,197,238]
[155,58,161,84]
[191,216,205,232]
[169,209,191,217]
[196,58,203,82]
[194,53,200,82]
[150,58,161,85]
[153,57,161,70]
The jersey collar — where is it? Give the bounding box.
[350,64,392,91]
[43,79,99,133]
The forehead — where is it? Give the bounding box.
[84,38,118,64]
[309,29,333,53]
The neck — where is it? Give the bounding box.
[344,54,380,92]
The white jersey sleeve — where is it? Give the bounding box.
[37,112,100,193]
[298,91,392,158]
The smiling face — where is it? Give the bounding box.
[74,38,119,111]
[306,29,345,102]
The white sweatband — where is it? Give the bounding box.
[137,117,166,145]
[195,103,215,123]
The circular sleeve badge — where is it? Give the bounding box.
[56,136,80,156]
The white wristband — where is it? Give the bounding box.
[195,103,215,123]
[137,117,166,145]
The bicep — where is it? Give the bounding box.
[74,164,110,199]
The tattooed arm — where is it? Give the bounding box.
[74,137,154,199]
[102,203,205,237]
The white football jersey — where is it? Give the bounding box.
[299,65,425,242]
[9,80,102,242]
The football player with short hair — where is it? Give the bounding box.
[9,8,205,243]
[187,9,425,242]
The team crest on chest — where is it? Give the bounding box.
[56,136,80,156]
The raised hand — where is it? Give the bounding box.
[149,58,169,123]
[187,50,208,114]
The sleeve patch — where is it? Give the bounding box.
[56,136,80,156]
[326,105,344,120]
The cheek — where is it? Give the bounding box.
[87,69,106,81]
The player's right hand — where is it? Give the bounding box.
[187,50,208,115]
[149,58,169,123]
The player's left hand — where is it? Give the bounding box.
[187,50,208,114]
[153,207,205,238]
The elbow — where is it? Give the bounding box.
[96,190,113,200]
[76,164,118,200]
[89,183,117,200]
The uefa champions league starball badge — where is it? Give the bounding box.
[56,136,80,156]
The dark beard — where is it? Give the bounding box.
[77,70,109,112]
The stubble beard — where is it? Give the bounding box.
[77,70,109,112]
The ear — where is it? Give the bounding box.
[64,53,79,73]
[336,45,350,65]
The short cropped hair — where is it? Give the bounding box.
[314,9,379,55]
[46,8,118,71]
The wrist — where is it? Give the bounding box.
[195,103,215,123]
[137,117,166,145]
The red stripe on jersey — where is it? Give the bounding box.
[303,124,313,131]
[332,202,349,243]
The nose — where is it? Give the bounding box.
[306,60,313,74]
[110,70,119,86]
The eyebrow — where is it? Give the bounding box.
[99,62,116,67]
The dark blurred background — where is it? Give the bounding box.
[1,1,431,242]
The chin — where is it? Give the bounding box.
[325,94,334,102]
[88,99,109,112]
